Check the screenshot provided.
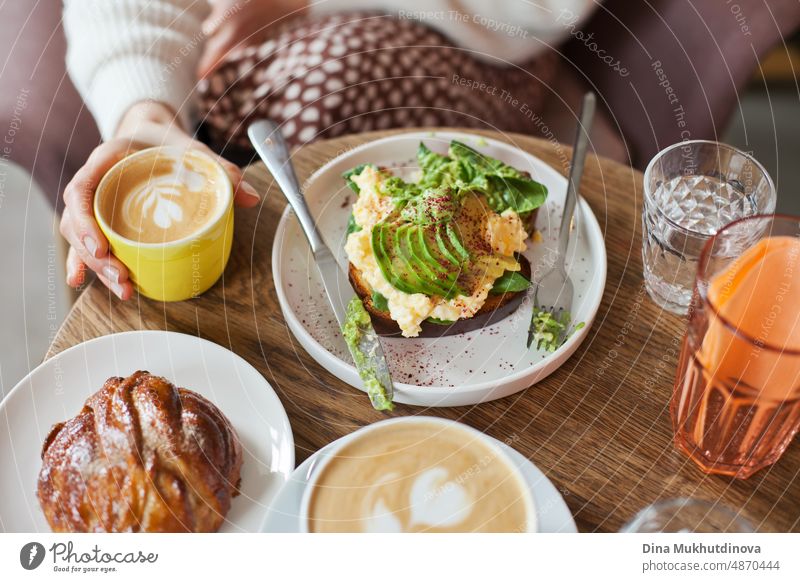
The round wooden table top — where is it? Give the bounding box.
[48,128,800,532]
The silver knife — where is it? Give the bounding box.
[248,120,395,410]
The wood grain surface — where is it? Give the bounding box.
[47,129,800,532]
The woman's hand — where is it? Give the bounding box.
[59,101,260,299]
[197,0,308,79]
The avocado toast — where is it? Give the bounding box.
[343,140,547,338]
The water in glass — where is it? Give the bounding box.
[642,141,775,314]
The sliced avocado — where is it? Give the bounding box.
[416,227,451,275]
[402,226,439,288]
[417,227,463,294]
[446,223,470,261]
[407,225,463,299]
[396,224,449,296]
[392,224,434,295]
[434,223,460,266]
[372,224,418,295]
[374,222,455,297]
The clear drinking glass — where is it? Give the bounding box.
[620,498,754,533]
[642,141,775,314]
[672,215,800,478]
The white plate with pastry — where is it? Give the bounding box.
[272,131,607,407]
[0,330,294,532]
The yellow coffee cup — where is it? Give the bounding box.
[94,146,234,302]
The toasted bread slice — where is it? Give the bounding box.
[348,254,532,338]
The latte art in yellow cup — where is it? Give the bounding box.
[94,147,234,301]
[302,417,536,532]
[105,153,221,243]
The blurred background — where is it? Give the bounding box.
[0,13,798,398]
[725,35,800,216]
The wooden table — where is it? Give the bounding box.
[47,129,800,532]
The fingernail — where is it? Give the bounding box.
[241,182,260,200]
[83,236,98,258]
[110,281,125,300]
[102,265,120,285]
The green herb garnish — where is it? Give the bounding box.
[425,317,456,325]
[416,141,548,215]
[342,140,548,215]
[490,271,531,294]
[371,290,389,312]
[529,308,585,352]
[342,163,375,194]
[345,212,361,235]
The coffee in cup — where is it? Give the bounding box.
[97,150,222,244]
[302,417,535,532]
[94,147,234,302]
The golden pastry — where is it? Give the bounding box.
[37,371,243,532]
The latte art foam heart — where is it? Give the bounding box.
[361,467,473,532]
[308,421,532,532]
[100,152,221,243]
[408,467,473,528]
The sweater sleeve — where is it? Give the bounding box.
[310,0,598,64]
[63,0,210,140]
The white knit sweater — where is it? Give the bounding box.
[63,0,597,140]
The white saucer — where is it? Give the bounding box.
[0,330,295,532]
[272,131,607,407]
[260,432,577,533]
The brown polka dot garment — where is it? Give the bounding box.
[198,12,557,157]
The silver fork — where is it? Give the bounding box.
[527,92,596,349]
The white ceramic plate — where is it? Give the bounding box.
[273,131,607,407]
[260,430,577,533]
[0,330,295,533]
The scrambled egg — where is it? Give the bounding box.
[351,166,394,230]
[487,210,528,256]
[345,168,529,337]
